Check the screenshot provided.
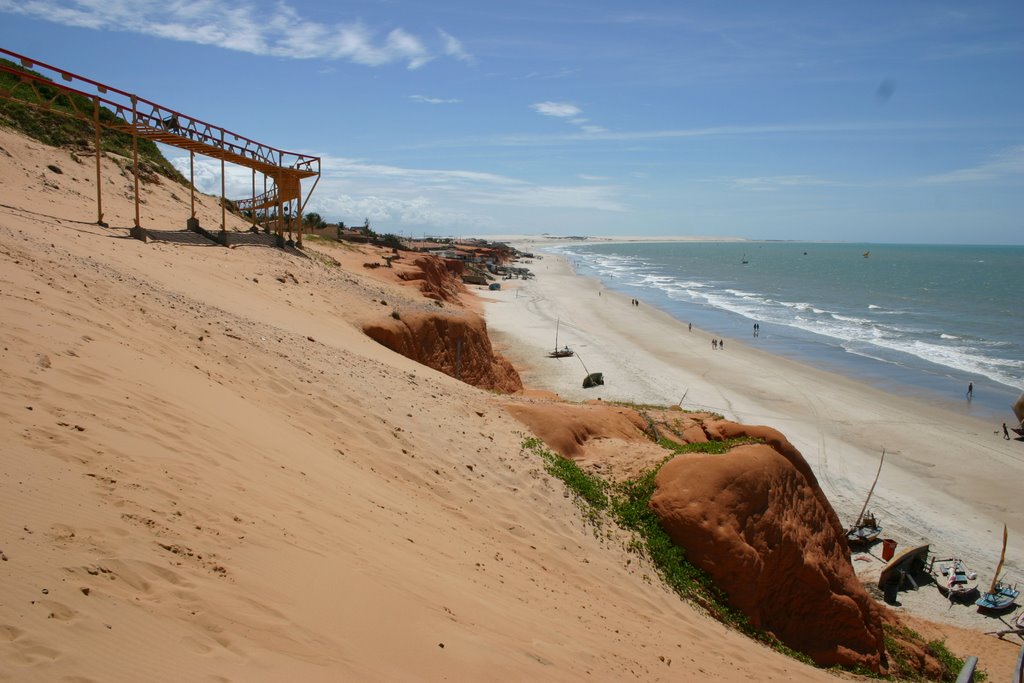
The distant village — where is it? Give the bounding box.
[308,219,539,288]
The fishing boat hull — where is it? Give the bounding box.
[976,583,1020,612]
[937,559,978,602]
[878,544,930,589]
[846,524,882,547]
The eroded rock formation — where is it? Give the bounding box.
[364,310,522,393]
[395,255,466,304]
[649,424,887,672]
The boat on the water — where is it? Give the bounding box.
[936,557,978,603]
[976,524,1020,612]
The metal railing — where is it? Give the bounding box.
[0,46,320,243]
[0,47,318,182]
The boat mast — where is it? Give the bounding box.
[854,448,885,527]
[554,318,559,352]
[989,524,1008,595]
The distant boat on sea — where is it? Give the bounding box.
[863,251,870,258]
[741,253,748,265]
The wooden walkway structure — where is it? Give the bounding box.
[0,47,320,246]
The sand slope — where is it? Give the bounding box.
[0,129,855,680]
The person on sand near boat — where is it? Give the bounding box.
[1005,423,1012,440]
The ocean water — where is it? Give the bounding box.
[551,241,1024,422]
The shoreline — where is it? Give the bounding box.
[481,244,1024,634]
[544,239,1020,423]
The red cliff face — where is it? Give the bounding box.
[649,431,887,672]
[364,311,522,394]
[396,255,466,304]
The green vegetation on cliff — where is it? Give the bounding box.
[523,427,977,681]
[0,58,186,185]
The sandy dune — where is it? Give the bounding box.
[0,129,860,681]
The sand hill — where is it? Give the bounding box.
[2,126,1021,681]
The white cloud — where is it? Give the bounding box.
[439,29,472,63]
[531,101,610,136]
[919,145,1024,184]
[579,174,609,181]
[410,95,461,105]
[532,101,582,118]
[164,151,628,230]
[313,194,497,230]
[0,0,459,69]
[728,175,838,191]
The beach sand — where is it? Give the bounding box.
[1,126,1021,680]
[0,128,848,681]
[483,242,1024,637]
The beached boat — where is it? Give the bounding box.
[879,543,930,603]
[548,319,574,358]
[1011,392,1024,437]
[847,449,885,547]
[583,372,604,388]
[936,557,978,602]
[976,524,1020,612]
[847,512,882,546]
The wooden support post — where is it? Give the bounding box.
[132,96,140,228]
[251,168,256,230]
[220,129,226,234]
[189,151,195,219]
[92,96,104,226]
[220,158,226,232]
[129,95,146,242]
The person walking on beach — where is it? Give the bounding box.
[719,339,725,350]
[688,322,692,332]
[966,382,973,400]
[712,339,717,350]
[1004,423,1012,440]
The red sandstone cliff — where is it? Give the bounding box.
[505,405,891,672]
[395,255,466,305]
[364,310,522,393]
[649,429,887,671]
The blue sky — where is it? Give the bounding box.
[1,1,1022,243]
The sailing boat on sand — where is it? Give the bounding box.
[976,524,1020,612]
[936,557,978,603]
[846,449,884,546]
[548,319,574,358]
